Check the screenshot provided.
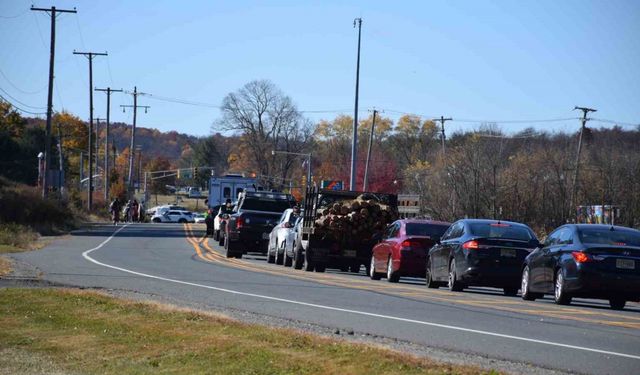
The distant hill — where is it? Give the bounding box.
[26,118,199,161]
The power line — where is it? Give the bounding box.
[590,118,639,128]
[0,86,46,109]
[0,10,28,19]
[0,94,47,115]
[0,67,48,94]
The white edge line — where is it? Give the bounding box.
[81,224,640,361]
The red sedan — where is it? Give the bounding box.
[370,219,451,282]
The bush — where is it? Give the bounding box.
[0,223,38,250]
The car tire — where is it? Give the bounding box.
[554,269,572,305]
[503,287,518,297]
[369,257,382,280]
[521,266,542,301]
[267,245,275,263]
[224,236,236,259]
[303,249,314,272]
[152,218,161,223]
[314,264,326,273]
[213,230,219,241]
[293,242,304,270]
[609,298,626,310]
[448,259,464,292]
[283,243,293,267]
[425,259,440,289]
[275,243,284,265]
[386,257,400,283]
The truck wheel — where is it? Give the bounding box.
[315,264,326,273]
[303,250,314,272]
[293,242,304,270]
[349,263,361,273]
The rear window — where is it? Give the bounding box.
[406,223,449,238]
[578,228,640,247]
[469,223,533,241]
[242,198,294,212]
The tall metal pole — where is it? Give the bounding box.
[121,87,150,195]
[96,87,122,201]
[74,51,107,211]
[350,18,363,191]
[31,6,77,198]
[570,106,596,220]
[363,109,377,191]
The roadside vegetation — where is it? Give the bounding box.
[0,288,495,375]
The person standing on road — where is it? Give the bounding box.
[124,200,132,223]
[109,198,122,226]
[205,208,215,237]
[131,200,139,222]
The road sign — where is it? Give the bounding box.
[321,180,343,190]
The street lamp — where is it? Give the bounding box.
[272,150,312,189]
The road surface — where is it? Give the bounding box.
[8,223,640,374]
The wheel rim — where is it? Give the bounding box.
[426,262,431,283]
[387,258,393,278]
[448,262,454,288]
[555,272,563,300]
[522,267,529,295]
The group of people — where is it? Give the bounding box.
[109,198,145,226]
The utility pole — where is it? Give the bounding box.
[95,118,106,183]
[350,17,363,191]
[433,116,452,158]
[95,87,122,201]
[31,6,77,198]
[570,106,596,220]
[121,87,150,195]
[363,108,378,191]
[136,146,143,193]
[56,123,64,196]
[74,51,107,211]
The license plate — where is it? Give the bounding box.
[343,249,356,257]
[262,233,270,240]
[616,259,635,269]
[501,249,517,257]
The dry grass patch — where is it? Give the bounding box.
[0,288,497,375]
[0,256,11,277]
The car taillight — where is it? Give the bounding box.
[462,240,479,250]
[572,251,591,263]
[235,217,244,229]
[401,240,421,249]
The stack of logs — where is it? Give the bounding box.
[315,195,398,241]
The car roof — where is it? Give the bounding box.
[401,219,451,226]
[458,218,530,227]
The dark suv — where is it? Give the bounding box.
[426,219,539,295]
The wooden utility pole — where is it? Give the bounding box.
[31,6,77,198]
[74,51,107,211]
[363,108,378,191]
[350,17,363,191]
[95,87,122,201]
[570,106,597,220]
[120,87,150,195]
[433,116,452,158]
[95,118,106,182]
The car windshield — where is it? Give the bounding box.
[405,223,449,238]
[578,228,640,246]
[241,198,294,212]
[469,223,533,241]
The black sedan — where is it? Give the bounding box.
[521,224,640,310]
[426,219,539,295]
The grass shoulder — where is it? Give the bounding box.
[0,288,496,375]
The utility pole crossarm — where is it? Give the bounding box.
[31,6,77,13]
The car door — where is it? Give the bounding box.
[373,223,397,272]
[546,227,574,288]
[429,224,452,280]
[434,222,463,279]
[528,232,556,291]
[540,228,569,292]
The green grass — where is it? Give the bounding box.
[0,288,495,375]
[0,223,39,254]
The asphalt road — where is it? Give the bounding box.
[9,223,640,375]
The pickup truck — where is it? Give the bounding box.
[296,187,398,273]
[223,190,296,258]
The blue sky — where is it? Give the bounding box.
[1,0,638,136]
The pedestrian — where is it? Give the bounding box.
[131,199,139,222]
[124,200,132,223]
[138,201,145,223]
[109,198,122,226]
[205,208,215,237]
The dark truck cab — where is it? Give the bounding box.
[298,187,398,273]
[223,191,296,258]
